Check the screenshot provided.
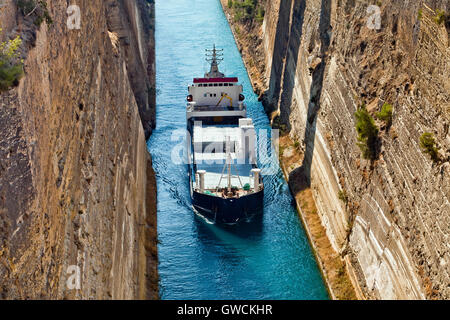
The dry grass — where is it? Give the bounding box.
[418,265,439,299]
[279,134,358,300]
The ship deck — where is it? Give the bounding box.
[192,124,257,191]
[195,159,255,190]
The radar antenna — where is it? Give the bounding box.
[205,44,224,78]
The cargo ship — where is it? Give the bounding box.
[186,46,264,224]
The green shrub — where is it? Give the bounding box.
[255,7,265,23]
[338,190,348,205]
[354,106,379,160]
[16,0,53,26]
[434,9,446,25]
[0,30,24,92]
[228,0,233,9]
[234,25,241,36]
[16,0,35,14]
[230,0,264,24]
[420,132,439,162]
[418,8,423,20]
[376,102,393,127]
[234,9,243,23]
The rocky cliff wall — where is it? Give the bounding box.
[223,0,449,299]
[0,0,157,299]
[106,0,156,139]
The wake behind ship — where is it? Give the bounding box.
[186,46,264,224]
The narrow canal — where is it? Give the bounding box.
[148,0,329,300]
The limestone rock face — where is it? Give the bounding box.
[0,0,157,299]
[106,0,156,139]
[224,0,449,299]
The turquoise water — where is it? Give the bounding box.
[148,0,329,300]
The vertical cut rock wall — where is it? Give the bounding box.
[0,0,157,299]
[225,0,449,299]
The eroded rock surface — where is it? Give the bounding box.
[0,0,157,299]
[223,0,449,299]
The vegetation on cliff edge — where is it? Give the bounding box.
[375,102,393,128]
[434,9,446,25]
[16,0,53,26]
[354,106,379,160]
[228,0,265,24]
[338,190,349,205]
[420,132,440,163]
[0,29,24,92]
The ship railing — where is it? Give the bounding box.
[187,102,246,112]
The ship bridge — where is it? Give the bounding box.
[187,45,246,121]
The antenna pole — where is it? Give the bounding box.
[205,44,224,78]
[227,136,232,192]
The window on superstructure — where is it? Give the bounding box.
[202,142,236,154]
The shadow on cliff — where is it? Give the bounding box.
[289,0,332,194]
[263,0,293,115]
[278,0,307,128]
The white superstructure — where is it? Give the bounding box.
[186,46,247,120]
[186,45,264,215]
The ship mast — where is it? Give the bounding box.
[205,44,224,78]
[227,136,232,192]
[216,136,234,194]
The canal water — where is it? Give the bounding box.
[149,0,329,300]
